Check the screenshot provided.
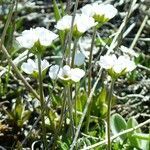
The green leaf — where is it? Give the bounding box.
[15,103,24,120]
[97,87,107,104]
[127,117,141,148]
[127,117,141,133]
[52,0,61,21]
[76,90,87,112]
[58,141,69,150]
[133,133,150,141]
[52,0,65,46]
[99,103,108,117]
[22,111,31,123]
[110,113,127,141]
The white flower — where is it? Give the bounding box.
[99,54,136,75]
[93,4,117,20]
[55,15,72,31]
[16,30,37,49]
[117,56,136,72]
[55,14,97,34]
[74,51,85,66]
[49,65,85,82]
[58,65,72,81]
[75,14,97,33]
[81,3,117,22]
[16,27,58,49]
[70,68,85,82]
[21,59,50,75]
[81,4,95,17]
[99,54,117,69]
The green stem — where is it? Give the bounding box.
[37,54,47,149]
[74,84,78,128]
[88,27,97,95]
[107,79,115,150]
[85,26,97,133]
[71,38,78,67]
[67,85,75,139]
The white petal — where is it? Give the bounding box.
[70,68,85,82]
[126,61,136,72]
[41,59,50,71]
[74,51,85,66]
[76,14,97,33]
[62,65,71,76]
[93,4,117,20]
[49,65,60,79]
[55,15,72,30]
[34,27,58,46]
[113,56,136,73]
[102,4,118,19]
[21,61,34,74]
[57,65,72,81]
[113,63,124,74]
[16,35,36,49]
[99,54,117,69]
[81,4,94,17]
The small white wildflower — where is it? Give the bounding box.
[93,4,117,20]
[99,54,117,69]
[81,3,117,23]
[55,14,97,36]
[99,54,136,75]
[49,65,85,82]
[16,30,37,49]
[16,27,58,49]
[21,59,50,75]
[75,14,97,33]
[70,68,85,82]
[58,65,72,81]
[55,15,72,31]
[74,51,85,66]
[81,4,95,17]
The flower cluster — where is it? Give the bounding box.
[16,27,58,52]
[17,2,118,83]
[81,3,118,23]
[49,65,85,83]
[55,3,117,36]
[99,54,136,78]
[21,59,85,83]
